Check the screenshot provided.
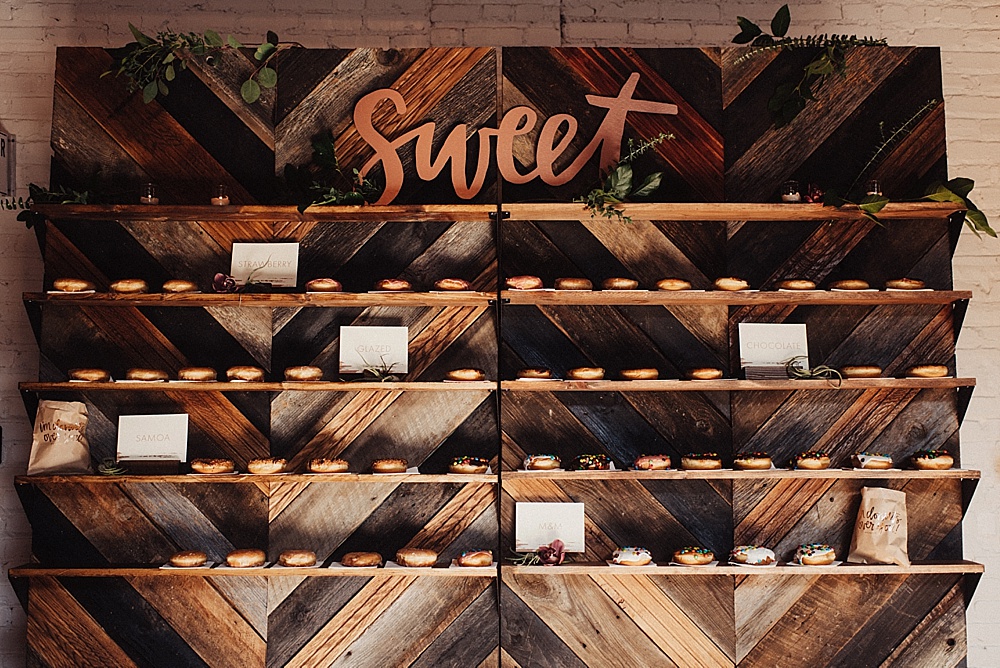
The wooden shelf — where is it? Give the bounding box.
[502,289,971,306]
[9,564,497,578]
[25,291,497,307]
[504,560,983,576]
[499,378,974,391]
[21,381,497,392]
[502,469,979,480]
[16,473,498,484]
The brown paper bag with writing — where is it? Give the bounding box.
[27,400,93,475]
[848,486,910,567]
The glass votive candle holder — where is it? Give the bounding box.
[866,180,882,196]
[781,180,802,203]
[140,182,159,205]
[211,184,230,206]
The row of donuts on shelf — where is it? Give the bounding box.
[168,547,492,569]
[611,544,834,566]
[49,277,478,293]
[187,456,490,475]
[523,450,956,471]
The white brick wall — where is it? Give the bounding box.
[1,1,998,665]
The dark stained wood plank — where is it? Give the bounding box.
[410,584,499,668]
[877,578,967,668]
[500,581,589,668]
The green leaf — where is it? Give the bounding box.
[257,67,277,88]
[966,209,996,237]
[858,195,889,214]
[227,35,243,48]
[607,164,633,199]
[204,30,223,47]
[241,79,261,103]
[266,30,279,45]
[734,16,763,44]
[630,172,663,198]
[771,4,791,37]
[142,80,159,103]
[946,177,974,198]
[254,42,276,61]
[164,64,175,81]
[157,79,169,96]
[923,184,964,204]
[129,23,153,47]
[162,52,175,64]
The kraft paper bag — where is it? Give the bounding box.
[27,400,93,475]
[848,486,910,567]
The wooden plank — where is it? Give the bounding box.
[410,584,499,668]
[501,202,961,222]
[734,574,818,662]
[648,576,736,661]
[406,483,496,553]
[496,469,979,481]
[29,291,497,307]
[498,378,974,391]
[877,578,967,668]
[500,582,588,668]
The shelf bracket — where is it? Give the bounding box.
[489,210,510,221]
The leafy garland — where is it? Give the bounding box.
[281,130,384,211]
[576,133,673,223]
[1,183,89,227]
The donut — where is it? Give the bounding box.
[305,278,343,292]
[161,279,199,293]
[449,456,489,474]
[567,367,605,380]
[110,279,148,294]
[611,546,652,566]
[794,452,831,470]
[852,452,893,470]
[829,279,870,290]
[446,368,486,381]
[341,552,383,567]
[794,543,836,566]
[308,458,349,473]
[673,547,714,565]
[125,368,168,381]
[517,367,552,379]
[375,278,412,291]
[227,366,265,382]
[278,549,316,567]
[569,454,612,471]
[686,368,724,380]
[602,277,639,290]
[372,458,408,473]
[634,454,671,470]
[284,366,323,381]
[885,278,925,290]
[912,450,954,470]
[190,458,235,474]
[733,452,772,470]
[434,278,472,291]
[554,277,593,290]
[68,368,110,382]
[620,368,658,380]
[906,364,948,378]
[714,277,750,291]
[226,549,266,568]
[506,275,543,290]
[524,454,561,470]
[395,547,438,567]
[840,365,882,378]
[169,550,207,568]
[776,279,817,290]
[730,545,776,565]
[247,458,286,474]
[680,453,722,470]
[52,278,95,292]
[656,278,692,291]
[177,367,217,381]
[456,550,493,567]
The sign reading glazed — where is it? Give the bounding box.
[515,502,585,552]
[230,243,299,288]
[340,326,409,375]
[117,414,189,461]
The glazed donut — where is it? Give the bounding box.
[375,278,412,291]
[829,279,870,290]
[906,364,948,378]
[506,275,543,290]
[227,366,265,382]
[733,452,772,470]
[554,277,593,290]
[730,545,776,565]
[852,452,893,469]
[885,277,925,290]
[434,278,472,291]
[190,458,235,474]
[656,278,692,291]
[517,367,552,379]
[278,549,317,567]
[794,544,836,566]
[456,550,493,567]
[569,454,612,470]
[161,279,199,293]
[634,454,671,470]
[673,547,715,565]
[177,367,217,381]
[620,368,659,380]
[125,368,168,381]
[169,550,207,568]
[247,458,286,474]
[308,458,349,473]
[110,279,148,294]
[602,277,639,290]
[611,546,652,566]
[341,552,383,567]
[567,367,605,380]
[840,365,882,378]
[686,368,724,380]
[226,549,266,568]
[776,279,817,290]
[524,454,561,470]
[714,277,750,291]
[680,453,722,470]
[912,450,954,470]
[68,368,110,382]
[395,547,438,567]
[449,456,489,474]
[305,278,343,292]
[446,368,486,381]
[372,458,408,473]
[794,452,831,470]
[52,278,95,292]
[285,366,323,381]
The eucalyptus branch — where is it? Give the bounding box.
[848,99,938,195]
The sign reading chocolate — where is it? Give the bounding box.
[355,72,678,205]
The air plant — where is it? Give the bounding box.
[97,458,127,476]
[359,356,400,382]
[507,539,566,566]
[784,355,842,386]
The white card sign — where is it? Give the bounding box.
[738,322,809,368]
[339,326,409,374]
[230,243,299,287]
[515,502,585,552]
[117,414,188,461]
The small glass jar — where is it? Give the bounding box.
[139,182,159,205]
[866,180,882,196]
[211,184,230,206]
[781,180,802,203]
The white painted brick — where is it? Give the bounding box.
[629,21,695,44]
[562,20,630,43]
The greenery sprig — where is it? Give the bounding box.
[2,183,89,228]
[282,130,383,211]
[576,133,673,224]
